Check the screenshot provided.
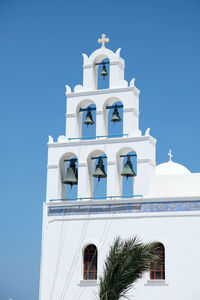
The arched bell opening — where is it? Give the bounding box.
[103,98,123,137]
[77,100,96,139]
[107,101,123,137]
[117,148,137,198]
[81,104,96,139]
[88,150,107,199]
[59,153,78,200]
[94,56,110,90]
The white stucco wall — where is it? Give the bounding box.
[151,173,200,197]
[39,199,200,300]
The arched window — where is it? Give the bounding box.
[83,244,98,280]
[150,243,165,280]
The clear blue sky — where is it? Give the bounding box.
[0,0,200,299]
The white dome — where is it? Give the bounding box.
[156,160,191,175]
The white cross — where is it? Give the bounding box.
[168,149,173,161]
[98,34,109,48]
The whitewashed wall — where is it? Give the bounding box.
[39,203,200,300]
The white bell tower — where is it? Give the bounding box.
[39,34,157,300]
[46,34,156,202]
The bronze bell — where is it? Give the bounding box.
[121,155,136,179]
[111,105,121,123]
[84,108,94,126]
[63,159,78,187]
[92,157,107,181]
[101,63,108,80]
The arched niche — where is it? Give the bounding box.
[59,152,78,200]
[87,149,107,199]
[76,100,96,139]
[116,147,137,198]
[103,97,124,136]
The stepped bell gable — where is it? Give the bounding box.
[46,33,156,202]
[39,35,200,300]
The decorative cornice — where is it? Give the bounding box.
[65,113,76,118]
[123,108,133,112]
[83,64,93,69]
[107,161,116,166]
[137,159,156,167]
[46,195,200,207]
[123,108,139,117]
[83,60,124,69]
[47,198,200,216]
[47,165,58,169]
[78,163,87,167]
[48,135,156,148]
[96,111,103,115]
[66,87,140,98]
[109,60,124,68]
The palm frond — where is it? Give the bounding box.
[99,236,159,300]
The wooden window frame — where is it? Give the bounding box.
[83,244,97,280]
[150,243,165,280]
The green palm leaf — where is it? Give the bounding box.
[98,236,159,300]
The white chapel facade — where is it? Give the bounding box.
[39,35,200,300]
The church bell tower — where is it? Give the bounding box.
[39,34,156,300]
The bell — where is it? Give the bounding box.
[101,63,108,80]
[84,109,94,126]
[121,156,136,179]
[111,105,121,123]
[63,159,78,187]
[92,157,107,181]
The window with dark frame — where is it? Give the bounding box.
[83,244,97,280]
[150,243,165,280]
